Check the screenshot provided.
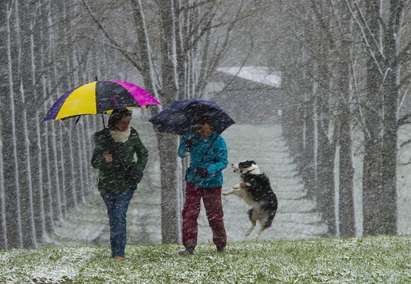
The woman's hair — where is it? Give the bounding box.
[198,116,214,127]
[108,108,132,129]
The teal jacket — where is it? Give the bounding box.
[178,131,228,188]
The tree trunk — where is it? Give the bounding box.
[47,0,64,223]
[3,1,22,247]
[54,0,76,213]
[380,0,402,235]
[41,2,55,232]
[31,0,46,242]
[159,0,180,243]
[302,15,315,197]
[362,0,384,236]
[316,40,336,235]
[15,0,37,248]
[174,0,186,100]
[337,0,355,237]
[303,90,315,198]
[316,119,336,235]
[131,0,180,243]
[0,0,8,249]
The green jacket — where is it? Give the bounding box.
[91,127,148,193]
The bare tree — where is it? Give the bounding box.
[346,0,411,235]
[0,0,9,249]
[336,0,355,237]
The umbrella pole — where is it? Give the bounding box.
[101,114,106,128]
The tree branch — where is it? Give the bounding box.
[80,0,142,71]
[309,0,336,50]
[342,0,385,75]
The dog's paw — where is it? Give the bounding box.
[222,191,230,196]
[245,228,254,237]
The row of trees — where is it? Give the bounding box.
[81,0,260,243]
[0,0,260,249]
[0,0,134,249]
[4,0,406,249]
[271,0,411,236]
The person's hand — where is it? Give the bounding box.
[186,139,193,151]
[103,151,113,163]
[195,167,208,178]
[125,163,144,186]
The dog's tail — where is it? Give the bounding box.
[263,195,278,229]
[248,208,255,223]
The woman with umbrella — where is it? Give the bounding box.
[177,115,228,255]
[150,99,234,255]
[91,108,148,261]
[45,80,159,261]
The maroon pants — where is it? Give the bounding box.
[182,182,227,250]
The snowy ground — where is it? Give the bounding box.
[1,237,410,283]
[50,122,327,245]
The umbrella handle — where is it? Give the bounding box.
[74,116,81,125]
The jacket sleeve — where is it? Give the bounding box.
[133,131,149,173]
[206,136,228,175]
[91,132,112,170]
[178,132,193,158]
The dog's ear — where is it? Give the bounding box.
[239,160,256,168]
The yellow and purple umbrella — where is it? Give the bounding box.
[44,80,160,121]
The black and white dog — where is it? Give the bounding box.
[223,160,278,237]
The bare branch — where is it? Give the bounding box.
[352,0,385,60]
[184,7,217,53]
[35,48,91,111]
[211,33,254,98]
[309,0,336,50]
[342,0,385,75]
[400,138,411,148]
[397,40,411,64]
[80,0,142,71]
[177,0,215,15]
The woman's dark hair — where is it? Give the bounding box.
[197,116,214,128]
[108,108,132,129]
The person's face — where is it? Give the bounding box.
[115,116,132,131]
[197,122,213,138]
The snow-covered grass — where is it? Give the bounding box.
[0,236,409,283]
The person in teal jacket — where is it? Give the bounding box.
[177,116,228,255]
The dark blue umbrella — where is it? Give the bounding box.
[149,99,235,135]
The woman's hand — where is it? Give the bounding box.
[103,151,113,163]
[195,167,208,178]
[186,139,193,151]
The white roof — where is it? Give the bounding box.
[217,66,281,88]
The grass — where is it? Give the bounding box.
[0,236,410,283]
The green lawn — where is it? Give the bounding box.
[1,236,410,283]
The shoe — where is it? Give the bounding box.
[114,256,125,261]
[178,247,194,256]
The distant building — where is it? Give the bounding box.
[207,66,282,124]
